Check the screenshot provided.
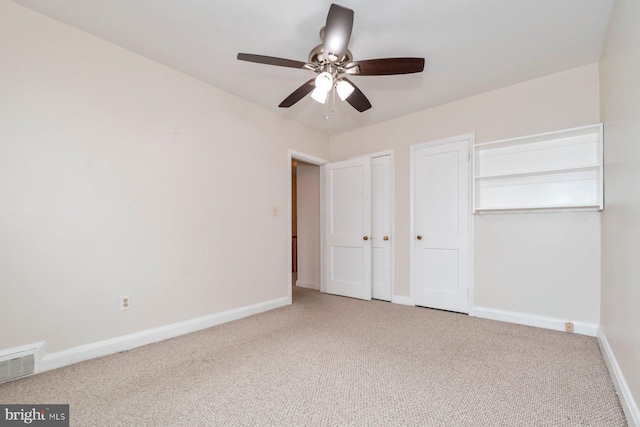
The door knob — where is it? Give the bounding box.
[383,236,389,241]
[417,235,422,240]
[363,236,369,241]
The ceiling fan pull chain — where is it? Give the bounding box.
[331,87,337,117]
[324,89,331,120]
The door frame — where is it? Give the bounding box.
[349,150,396,303]
[409,134,476,314]
[287,150,328,304]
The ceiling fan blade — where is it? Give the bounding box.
[237,53,308,69]
[323,4,354,62]
[345,58,425,76]
[279,79,316,108]
[342,78,371,112]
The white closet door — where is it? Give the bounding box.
[371,156,392,301]
[324,158,372,300]
[413,139,470,313]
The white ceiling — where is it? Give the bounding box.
[13,0,614,135]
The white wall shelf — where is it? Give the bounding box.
[473,124,603,213]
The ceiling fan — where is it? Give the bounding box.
[237,3,425,114]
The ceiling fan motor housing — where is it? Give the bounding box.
[308,45,353,69]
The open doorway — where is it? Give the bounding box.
[287,150,328,304]
[291,159,321,291]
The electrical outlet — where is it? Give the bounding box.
[565,322,574,332]
[120,295,131,311]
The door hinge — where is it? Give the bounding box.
[467,152,471,162]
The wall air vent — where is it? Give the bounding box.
[0,351,35,384]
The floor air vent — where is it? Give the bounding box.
[0,351,35,384]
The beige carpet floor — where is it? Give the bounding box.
[0,287,627,426]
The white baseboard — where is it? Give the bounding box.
[295,280,320,290]
[473,306,598,337]
[392,295,414,306]
[597,328,639,427]
[39,296,289,373]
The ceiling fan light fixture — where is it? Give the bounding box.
[314,72,334,93]
[336,79,355,101]
[311,87,328,104]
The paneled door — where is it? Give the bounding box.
[371,155,392,301]
[324,158,372,300]
[413,138,471,313]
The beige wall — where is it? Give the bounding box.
[599,0,640,418]
[331,64,602,323]
[295,162,321,289]
[0,2,329,353]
